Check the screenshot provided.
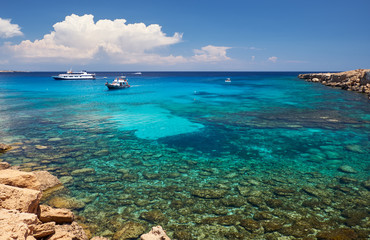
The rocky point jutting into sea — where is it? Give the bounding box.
[298,69,370,97]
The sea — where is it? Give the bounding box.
[0,72,369,239]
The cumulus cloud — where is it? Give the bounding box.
[268,56,278,63]
[0,18,23,38]
[7,14,183,63]
[192,45,231,62]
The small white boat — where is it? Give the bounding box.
[53,70,96,80]
[133,72,142,75]
[105,76,130,90]
[225,78,231,82]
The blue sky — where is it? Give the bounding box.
[0,0,369,71]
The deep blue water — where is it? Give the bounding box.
[0,72,369,239]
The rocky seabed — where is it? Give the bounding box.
[0,157,169,240]
[298,69,370,98]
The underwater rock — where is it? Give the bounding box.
[191,189,227,199]
[59,176,74,185]
[247,197,265,207]
[221,196,245,207]
[140,210,168,224]
[38,204,74,224]
[362,179,370,190]
[71,168,96,175]
[35,145,48,150]
[338,165,357,174]
[140,225,171,240]
[0,183,41,213]
[33,222,56,238]
[338,176,358,184]
[33,171,62,191]
[345,144,364,153]
[143,172,161,180]
[265,199,283,208]
[253,211,273,221]
[0,143,12,153]
[240,218,260,232]
[272,187,295,196]
[0,209,38,240]
[0,169,41,190]
[48,196,86,210]
[48,221,88,240]
[173,230,192,240]
[302,186,329,198]
[113,221,146,240]
[201,215,242,226]
[262,220,284,232]
[316,228,358,240]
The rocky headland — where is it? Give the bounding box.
[0,158,170,240]
[298,69,370,97]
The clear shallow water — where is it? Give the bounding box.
[0,72,369,239]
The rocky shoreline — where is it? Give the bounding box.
[0,155,170,240]
[298,69,370,97]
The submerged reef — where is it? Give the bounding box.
[298,69,370,97]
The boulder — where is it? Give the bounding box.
[0,183,42,213]
[38,204,74,224]
[0,161,11,170]
[0,209,38,240]
[0,169,41,190]
[0,143,12,153]
[33,222,56,238]
[33,171,62,191]
[46,221,88,240]
[113,221,146,240]
[140,226,171,240]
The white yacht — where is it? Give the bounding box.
[53,70,96,80]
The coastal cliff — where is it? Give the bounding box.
[298,69,370,97]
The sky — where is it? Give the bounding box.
[0,0,369,71]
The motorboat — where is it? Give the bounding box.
[105,76,131,90]
[225,78,231,82]
[53,70,96,80]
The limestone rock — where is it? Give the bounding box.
[0,169,41,190]
[71,168,96,176]
[46,221,88,240]
[33,170,62,191]
[33,222,56,238]
[48,196,86,210]
[0,161,11,170]
[140,210,167,223]
[0,183,42,213]
[91,237,110,240]
[140,226,171,240]
[0,143,12,153]
[0,209,38,240]
[38,204,74,224]
[113,221,146,240]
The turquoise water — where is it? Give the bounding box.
[0,72,369,239]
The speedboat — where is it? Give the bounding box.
[53,70,96,80]
[105,76,131,90]
[225,78,231,82]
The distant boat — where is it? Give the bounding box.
[225,78,231,82]
[133,72,142,75]
[53,70,96,80]
[105,76,131,90]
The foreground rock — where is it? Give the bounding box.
[0,169,41,190]
[0,143,12,153]
[0,183,41,213]
[141,226,171,240]
[0,209,38,239]
[298,69,370,97]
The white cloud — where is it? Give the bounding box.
[268,56,278,63]
[0,18,23,38]
[192,45,231,62]
[251,56,255,61]
[4,14,232,67]
[7,14,183,64]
